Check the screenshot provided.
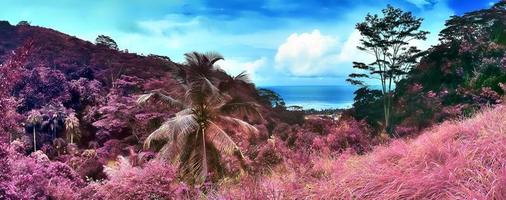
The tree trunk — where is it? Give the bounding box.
[33,127,36,152]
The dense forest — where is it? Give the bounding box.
[1,2,506,199]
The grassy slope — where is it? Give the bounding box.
[318,105,506,199]
[221,105,506,199]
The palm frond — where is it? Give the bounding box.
[144,113,198,149]
[27,110,43,124]
[180,130,208,185]
[184,52,201,67]
[183,51,223,75]
[204,51,224,67]
[157,133,189,164]
[217,116,258,135]
[184,77,225,107]
[137,90,184,109]
[65,113,81,143]
[233,71,251,83]
[206,121,242,157]
[201,76,221,96]
[220,99,263,120]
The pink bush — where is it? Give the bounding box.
[310,119,371,154]
[92,157,198,200]
[249,139,291,174]
[0,143,85,200]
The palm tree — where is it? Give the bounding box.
[27,110,42,152]
[138,52,262,185]
[65,112,80,144]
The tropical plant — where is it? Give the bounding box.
[346,5,429,133]
[391,2,506,134]
[65,112,80,144]
[138,52,262,185]
[26,110,42,152]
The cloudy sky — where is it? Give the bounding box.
[0,0,499,86]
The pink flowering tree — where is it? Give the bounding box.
[0,41,31,142]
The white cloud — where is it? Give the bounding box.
[274,29,375,77]
[335,30,369,62]
[216,57,268,82]
[406,0,432,8]
[137,15,201,36]
[274,30,339,76]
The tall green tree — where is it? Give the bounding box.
[347,5,428,133]
[138,52,262,185]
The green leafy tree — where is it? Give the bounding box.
[17,21,30,26]
[95,35,118,50]
[347,5,428,133]
[257,88,285,109]
[138,52,262,185]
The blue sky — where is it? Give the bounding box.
[0,0,498,86]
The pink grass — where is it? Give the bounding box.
[312,105,506,199]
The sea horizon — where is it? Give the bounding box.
[260,85,360,110]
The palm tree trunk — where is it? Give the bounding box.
[201,127,208,183]
[33,127,36,152]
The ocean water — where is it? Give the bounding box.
[261,85,358,110]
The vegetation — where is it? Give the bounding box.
[0,2,505,199]
[347,5,428,133]
[138,52,262,185]
[95,35,118,50]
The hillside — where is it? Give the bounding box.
[220,104,506,199]
[0,20,272,145]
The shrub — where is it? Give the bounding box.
[0,144,85,200]
[92,157,199,200]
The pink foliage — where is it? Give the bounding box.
[277,118,371,155]
[0,41,31,141]
[69,78,103,105]
[17,67,71,112]
[311,105,506,199]
[92,157,197,200]
[250,139,290,174]
[0,143,85,200]
[311,119,371,154]
[221,105,506,199]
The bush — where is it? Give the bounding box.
[92,157,199,200]
[0,143,85,200]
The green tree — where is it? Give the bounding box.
[347,5,428,133]
[138,52,262,185]
[257,88,285,109]
[95,35,118,50]
[17,21,30,26]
